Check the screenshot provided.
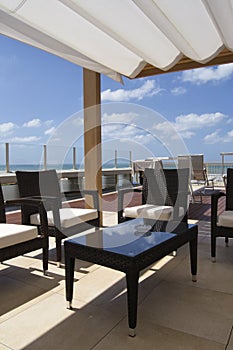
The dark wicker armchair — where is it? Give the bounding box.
[118,168,189,224]
[211,168,233,262]
[0,182,49,274]
[16,170,100,265]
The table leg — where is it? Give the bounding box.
[211,231,217,262]
[65,252,75,309]
[126,269,139,337]
[189,227,198,282]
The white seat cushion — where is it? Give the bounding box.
[0,223,38,249]
[124,204,173,221]
[217,210,233,228]
[30,208,98,229]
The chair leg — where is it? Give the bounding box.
[225,237,229,247]
[43,246,49,275]
[56,237,62,267]
[211,233,216,262]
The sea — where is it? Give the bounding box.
[1,161,233,189]
[0,159,131,172]
[0,161,232,175]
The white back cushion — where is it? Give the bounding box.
[124,204,173,221]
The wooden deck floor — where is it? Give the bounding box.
[6,190,226,226]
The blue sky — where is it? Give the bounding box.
[1,34,233,166]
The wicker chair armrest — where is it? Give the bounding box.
[118,187,142,223]
[28,196,62,229]
[31,195,61,213]
[63,190,81,197]
[27,195,58,202]
[29,196,62,229]
[6,198,49,237]
[6,197,44,206]
[14,195,59,207]
[211,191,225,227]
[25,197,62,230]
[63,189,99,210]
[118,187,142,196]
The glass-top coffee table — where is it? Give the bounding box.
[64,218,198,336]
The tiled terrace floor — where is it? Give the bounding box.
[1,191,233,350]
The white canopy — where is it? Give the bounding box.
[0,0,233,82]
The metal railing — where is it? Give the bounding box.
[220,152,233,174]
[1,143,132,173]
[1,142,232,187]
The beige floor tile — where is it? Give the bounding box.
[137,254,188,301]
[165,237,233,294]
[64,261,165,306]
[56,264,128,319]
[0,275,56,323]
[201,235,233,263]
[5,257,100,295]
[60,253,193,321]
[0,253,43,272]
[198,220,211,236]
[4,262,64,293]
[65,265,125,304]
[93,319,225,350]
[61,262,165,318]
[0,293,124,350]
[0,263,12,275]
[2,213,233,349]
[0,344,12,350]
[226,330,233,350]
[138,280,233,344]
[196,239,233,293]
[141,244,194,287]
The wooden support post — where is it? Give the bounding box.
[83,69,102,223]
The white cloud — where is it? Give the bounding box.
[226,130,233,138]
[72,117,83,127]
[223,129,233,143]
[23,118,41,128]
[204,129,233,144]
[102,111,157,146]
[44,127,56,135]
[153,112,226,140]
[102,112,139,124]
[226,118,233,124]
[9,136,40,143]
[101,80,163,102]
[101,111,226,148]
[152,121,182,141]
[44,120,54,127]
[171,86,186,95]
[102,123,151,144]
[181,63,233,84]
[0,122,15,134]
[204,130,222,144]
[174,112,225,132]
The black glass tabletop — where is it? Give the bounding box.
[66,218,195,258]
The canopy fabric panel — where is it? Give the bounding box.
[0,0,233,81]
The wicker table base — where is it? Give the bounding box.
[64,219,198,336]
